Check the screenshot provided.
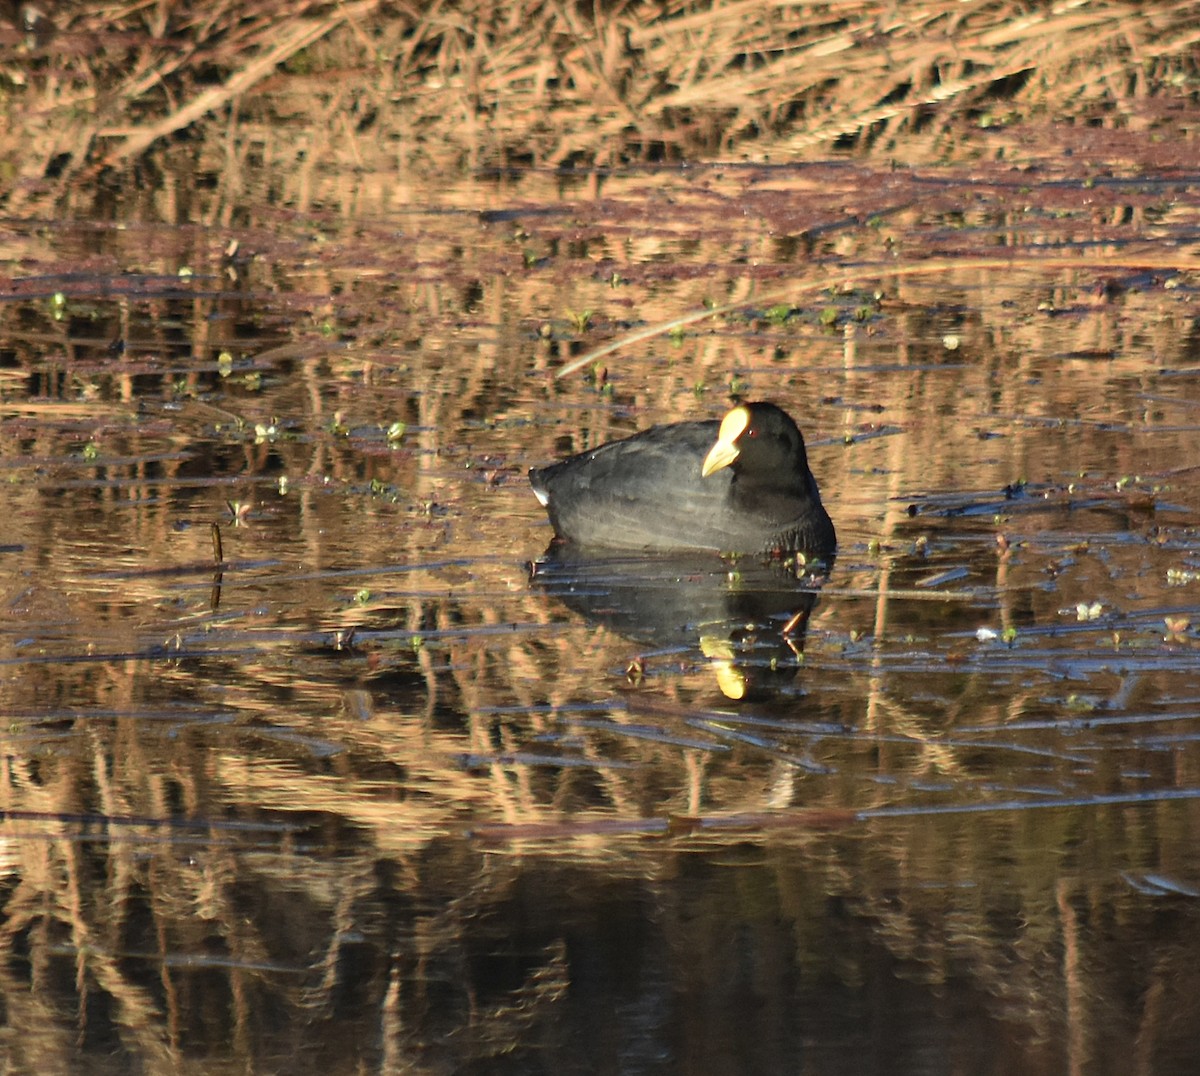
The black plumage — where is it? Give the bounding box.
[529,402,836,558]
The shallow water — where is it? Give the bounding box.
[3,158,1200,1072]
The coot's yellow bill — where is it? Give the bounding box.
[700,405,751,478]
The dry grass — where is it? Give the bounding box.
[2,0,1198,205]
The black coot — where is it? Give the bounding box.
[529,401,836,558]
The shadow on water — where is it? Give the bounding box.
[530,544,823,701]
[3,158,1200,1071]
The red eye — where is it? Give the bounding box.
[746,426,758,438]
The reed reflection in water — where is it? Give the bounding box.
[2,160,1200,1072]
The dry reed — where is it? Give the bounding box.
[2,0,1198,206]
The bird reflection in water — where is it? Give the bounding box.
[529,547,827,701]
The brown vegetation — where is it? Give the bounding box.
[4,7,1200,1069]
[2,0,1199,204]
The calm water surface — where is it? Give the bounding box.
[2,159,1200,1073]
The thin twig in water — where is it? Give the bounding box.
[554,251,1200,379]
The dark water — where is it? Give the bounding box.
[2,158,1200,1072]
